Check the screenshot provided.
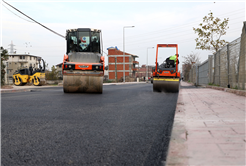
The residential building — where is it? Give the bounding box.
[107,47,139,80]
[135,65,154,80]
[56,63,63,80]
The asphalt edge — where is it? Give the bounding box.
[1,89,31,93]
[165,88,189,166]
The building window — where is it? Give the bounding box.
[30,57,32,60]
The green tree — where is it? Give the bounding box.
[46,65,58,80]
[1,47,9,85]
[193,11,229,53]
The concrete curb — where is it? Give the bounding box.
[1,89,30,93]
[206,85,246,97]
[184,81,246,97]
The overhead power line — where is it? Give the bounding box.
[2,3,35,23]
[104,8,245,42]
[2,0,65,38]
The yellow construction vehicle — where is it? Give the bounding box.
[13,58,46,86]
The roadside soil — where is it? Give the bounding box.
[1,85,13,89]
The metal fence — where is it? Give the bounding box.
[238,22,246,90]
[189,22,246,90]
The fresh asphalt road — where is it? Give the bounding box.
[1,83,179,166]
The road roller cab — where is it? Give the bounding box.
[62,28,104,93]
[152,44,180,92]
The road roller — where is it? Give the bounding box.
[152,44,180,92]
[62,28,104,93]
[13,58,46,86]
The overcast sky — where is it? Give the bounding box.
[0,0,245,70]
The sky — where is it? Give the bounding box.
[0,0,245,70]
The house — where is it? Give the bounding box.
[135,64,155,80]
[107,47,139,81]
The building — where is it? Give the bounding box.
[135,65,155,80]
[4,53,42,84]
[107,47,139,81]
[56,63,63,80]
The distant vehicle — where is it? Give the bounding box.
[152,44,180,92]
[13,59,45,86]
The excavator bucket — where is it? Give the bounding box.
[153,78,180,92]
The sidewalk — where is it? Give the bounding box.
[166,81,246,165]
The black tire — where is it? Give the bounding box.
[15,77,23,86]
[33,78,41,86]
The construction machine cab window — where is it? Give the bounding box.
[67,29,101,54]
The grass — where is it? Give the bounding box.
[103,80,116,83]
[208,83,220,87]
[49,84,58,86]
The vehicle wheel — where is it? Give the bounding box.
[33,77,41,86]
[14,77,23,86]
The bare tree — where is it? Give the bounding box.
[182,52,201,81]
[183,52,201,65]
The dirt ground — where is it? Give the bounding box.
[1,85,13,89]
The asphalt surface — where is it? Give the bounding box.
[1,83,179,166]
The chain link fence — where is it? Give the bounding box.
[189,22,246,90]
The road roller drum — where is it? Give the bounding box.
[153,78,179,92]
[63,75,103,93]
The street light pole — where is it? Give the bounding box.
[123,26,134,83]
[146,47,154,82]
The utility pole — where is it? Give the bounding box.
[146,47,154,82]
[115,57,117,82]
[8,41,16,53]
[123,26,134,83]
